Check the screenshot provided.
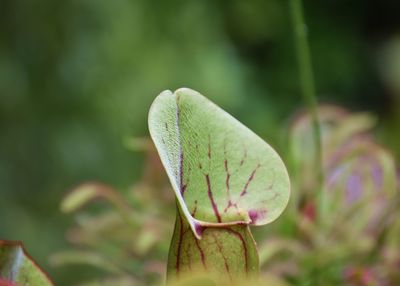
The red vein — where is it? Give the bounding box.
[191,200,198,217]
[230,143,248,176]
[175,96,185,196]
[194,236,207,270]
[224,200,240,214]
[182,165,192,196]
[222,141,247,214]
[223,142,236,213]
[261,193,280,204]
[179,152,184,195]
[205,174,222,222]
[212,233,232,282]
[185,240,192,270]
[240,148,247,166]
[225,159,232,198]
[223,228,249,273]
[240,164,261,197]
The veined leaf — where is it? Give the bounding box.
[0,241,53,286]
[149,88,290,238]
[167,211,259,281]
[324,138,397,235]
[149,88,290,280]
[290,105,396,236]
[290,105,376,195]
[326,139,396,203]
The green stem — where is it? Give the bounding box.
[290,0,324,222]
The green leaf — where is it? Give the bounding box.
[0,241,53,285]
[149,88,290,280]
[148,88,290,238]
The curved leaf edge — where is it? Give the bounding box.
[149,88,291,239]
[0,240,54,286]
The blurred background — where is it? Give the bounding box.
[1,0,400,285]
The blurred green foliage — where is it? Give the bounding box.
[1,0,400,285]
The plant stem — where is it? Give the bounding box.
[290,0,324,220]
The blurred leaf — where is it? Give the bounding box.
[325,138,397,237]
[49,250,124,275]
[258,238,305,266]
[290,105,376,196]
[290,105,397,239]
[76,276,141,286]
[166,270,289,286]
[61,183,102,213]
[123,137,155,152]
[61,183,138,230]
[0,241,53,285]
[61,183,131,214]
